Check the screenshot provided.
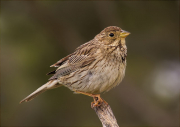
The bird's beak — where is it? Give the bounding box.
[120,30,130,38]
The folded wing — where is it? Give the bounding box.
[49,55,96,80]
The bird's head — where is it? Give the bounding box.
[95,26,130,46]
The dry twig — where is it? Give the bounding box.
[92,100,119,127]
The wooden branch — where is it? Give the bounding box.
[92,100,119,127]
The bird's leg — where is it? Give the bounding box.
[75,91,108,108]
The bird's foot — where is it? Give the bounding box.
[91,94,108,108]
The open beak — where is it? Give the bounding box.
[120,30,130,38]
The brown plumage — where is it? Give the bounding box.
[20,26,130,107]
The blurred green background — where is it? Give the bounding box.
[1,1,179,127]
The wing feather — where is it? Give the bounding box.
[49,55,95,80]
[50,53,73,67]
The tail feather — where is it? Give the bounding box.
[20,80,60,103]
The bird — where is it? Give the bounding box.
[20,26,130,107]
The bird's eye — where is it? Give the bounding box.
[109,33,114,37]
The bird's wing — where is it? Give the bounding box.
[50,41,94,68]
[47,40,98,80]
[48,55,95,80]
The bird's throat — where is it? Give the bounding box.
[121,38,126,45]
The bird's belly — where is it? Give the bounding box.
[89,62,126,94]
[60,59,126,94]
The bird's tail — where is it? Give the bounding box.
[20,80,61,103]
